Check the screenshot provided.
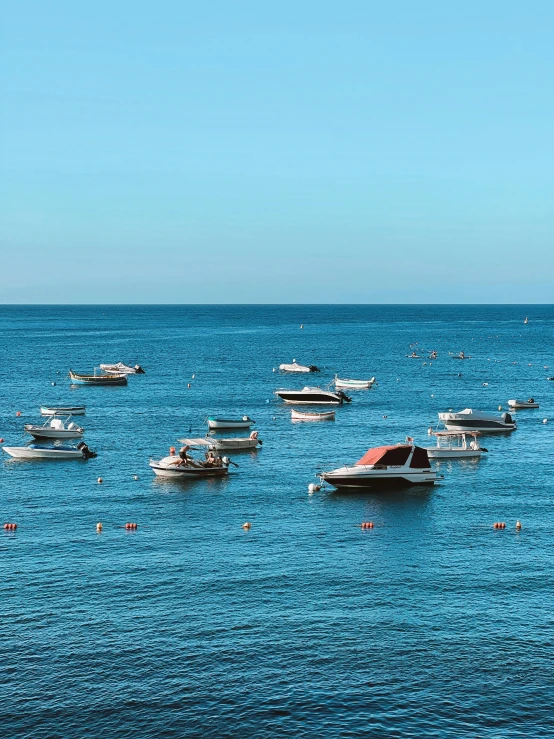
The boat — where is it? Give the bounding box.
[452,352,471,359]
[425,431,486,459]
[179,431,262,451]
[99,362,145,374]
[207,416,255,430]
[407,352,421,358]
[428,351,438,359]
[40,405,86,416]
[334,376,375,389]
[275,387,351,405]
[2,441,96,459]
[69,369,128,386]
[279,361,320,373]
[524,317,529,324]
[291,409,336,421]
[24,416,84,440]
[149,449,232,478]
[320,443,439,490]
[508,398,539,409]
[438,408,516,432]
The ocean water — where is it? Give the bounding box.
[1,304,553,738]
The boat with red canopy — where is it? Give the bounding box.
[320,443,439,490]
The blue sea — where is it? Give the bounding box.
[1,305,553,738]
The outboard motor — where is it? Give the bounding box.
[336,390,352,403]
[77,441,97,459]
[308,365,320,372]
[134,365,145,374]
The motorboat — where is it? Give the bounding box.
[2,441,96,459]
[99,362,145,374]
[149,449,232,478]
[179,431,262,451]
[40,405,86,416]
[24,416,84,440]
[425,431,486,459]
[438,408,516,432]
[320,443,439,490]
[275,387,351,405]
[279,361,320,373]
[207,416,255,430]
[452,352,471,359]
[69,369,128,386]
[508,398,539,409]
[334,376,375,389]
[291,409,336,422]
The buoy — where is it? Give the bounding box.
[382,415,387,419]
[51,382,56,386]
[125,522,138,530]
[4,523,17,530]
[16,411,21,417]
[192,374,195,379]
[482,382,488,386]
[361,522,374,529]
[431,394,434,397]
[0,438,3,443]
[515,520,522,531]
[493,522,506,529]
[543,419,548,424]
[242,522,251,530]
[308,483,321,494]
[97,477,103,484]
[170,446,176,455]
[498,405,502,411]
[133,475,139,480]
[300,325,304,329]
[96,522,102,533]
[187,383,191,388]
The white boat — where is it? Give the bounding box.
[275,387,351,405]
[524,317,529,324]
[425,431,486,459]
[40,405,86,416]
[508,398,539,409]
[24,417,84,440]
[207,416,255,430]
[291,409,335,422]
[452,352,471,359]
[438,408,516,433]
[279,361,320,373]
[407,352,421,359]
[334,376,375,389]
[149,451,231,478]
[2,442,96,459]
[99,362,145,374]
[320,443,439,490]
[179,431,262,451]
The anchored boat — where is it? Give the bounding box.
[438,408,516,432]
[149,449,232,478]
[291,409,335,422]
[40,405,86,416]
[334,376,375,390]
[279,361,320,373]
[24,416,84,440]
[99,362,145,374]
[320,444,439,490]
[207,416,255,430]
[275,387,351,405]
[2,441,96,459]
[508,398,539,409]
[425,431,486,459]
[69,369,128,386]
[179,431,262,451]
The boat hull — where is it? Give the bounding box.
[207,419,254,429]
[443,420,515,432]
[69,372,127,386]
[508,401,539,409]
[291,410,335,421]
[276,391,344,405]
[40,406,86,416]
[426,448,483,459]
[334,377,375,389]
[321,469,437,490]
[3,446,85,459]
[149,461,228,478]
[209,438,259,450]
[25,428,84,440]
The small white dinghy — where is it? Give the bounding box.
[40,405,86,416]
[508,398,539,409]
[207,416,255,430]
[279,360,320,373]
[2,442,96,459]
[334,376,375,390]
[291,409,335,422]
[425,431,486,459]
[24,416,84,440]
[179,431,262,451]
[99,362,145,374]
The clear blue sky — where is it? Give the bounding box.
[1,0,553,303]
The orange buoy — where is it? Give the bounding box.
[125,522,138,530]
[96,522,102,533]
[97,477,103,484]
[515,520,522,531]
[16,411,21,417]
[242,522,251,530]
[4,523,17,531]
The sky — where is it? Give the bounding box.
[1,0,553,303]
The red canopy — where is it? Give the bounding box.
[356,445,412,466]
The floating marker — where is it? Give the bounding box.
[96,522,102,533]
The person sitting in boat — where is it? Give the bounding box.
[172,445,202,468]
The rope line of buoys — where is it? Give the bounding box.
[125,522,138,530]
[493,522,506,529]
[361,521,374,529]
[3,522,17,530]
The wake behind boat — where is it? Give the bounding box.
[438,408,516,432]
[69,369,128,386]
[275,387,351,405]
[320,443,439,490]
